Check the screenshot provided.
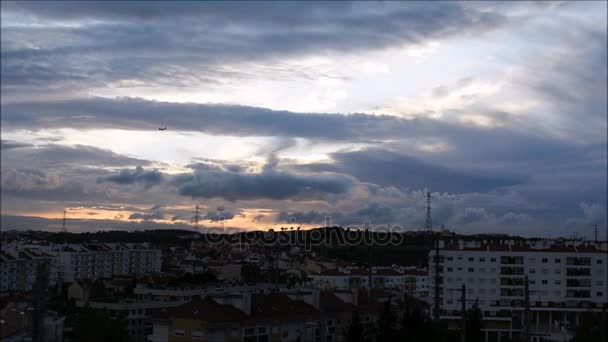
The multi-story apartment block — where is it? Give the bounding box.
[309,267,408,290]
[428,239,608,342]
[0,249,58,292]
[147,289,385,342]
[58,243,162,281]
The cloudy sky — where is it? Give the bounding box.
[1,1,606,237]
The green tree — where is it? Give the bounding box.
[466,300,483,342]
[345,311,366,342]
[241,263,261,283]
[377,300,398,341]
[570,310,606,342]
[73,306,129,342]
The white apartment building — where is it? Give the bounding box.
[0,248,58,292]
[58,243,162,281]
[428,239,608,342]
[309,266,409,290]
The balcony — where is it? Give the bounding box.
[566,279,591,287]
[500,277,524,286]
[500,256,524,265]
[566,290,591,298]
[566,268,591,277]
[566,257,591,266]
[500,267,524,275]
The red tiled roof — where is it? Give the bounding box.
[320,292,356,313]
[163,297,247,323]
[250,293,317,321]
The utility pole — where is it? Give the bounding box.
[433,239,442,320]
[62,209,67,233]
[460,283,466,342]
[594,224,599,243]
[523,276,531,342]
[426,192,432,230]
[601,304,607,342]
[368,226,374,290]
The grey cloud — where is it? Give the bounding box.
[172,160,355,201]
[29,144,150,167]
[1,139,32,150]
[203,210,235,222]
[98,166,163,188]
[1,2,507,91]
[0,168,101,201]
[0,97,457,140]
[302,148,522,193]
[128,212,163,221]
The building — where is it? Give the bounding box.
[0,249,58,293]
[428,239,608,342]
[309,267,407,290]
[58,243,162,282]
[148,289,384,342]
[74,298,186,342]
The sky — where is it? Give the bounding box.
[1,1,606,238]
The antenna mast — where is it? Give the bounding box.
[425,192,432,230]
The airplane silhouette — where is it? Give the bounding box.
[158,126,167,131]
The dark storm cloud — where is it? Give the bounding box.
[98,166,163,188]
[302,148,522,193]
[172,162,355,201]
[0,97,455,139]
[203,210,235,222]
[29,144,150,167]
[1,2,506,91]
[0,168,105,201]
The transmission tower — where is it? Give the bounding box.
[193,205,201,230]
[425,192,432,230]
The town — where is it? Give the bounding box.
[1,227,606,342]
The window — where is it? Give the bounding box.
[529,269,536,274]
[468,257,474,262]
[468,268,474,273]
[529,257,536,262]
[447,257,453,261]
[554,269,561,275]
[597,259,603,265]
[174,329,185,337]
[490,258,496,262]
[542,258,548,263]
[192,330,203,339]
[479,258,486,262]
[554,258,561,263]
[447,267,453,272]
[598,292,604,297]
[555,280,561,285]
[542,280,548,285]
